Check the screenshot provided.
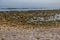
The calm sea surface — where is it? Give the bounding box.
[0,8,60,11]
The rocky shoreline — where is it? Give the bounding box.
[0,10,60,40]
[0,25,60,40]
[0,10,60,28]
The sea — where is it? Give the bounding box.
[0,0,60,11]
[0,8,60,11]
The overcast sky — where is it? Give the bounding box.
[0,0,60,8]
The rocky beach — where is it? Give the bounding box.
[0,10,60,40]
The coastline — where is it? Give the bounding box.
[0,10,60,40]
[0,10,60,29]
[0,24,60,40]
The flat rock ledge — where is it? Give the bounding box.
[0,25,60,40]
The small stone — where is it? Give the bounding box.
[1,38,4,40]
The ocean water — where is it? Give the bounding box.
[0,0,60,11]
[0,8,60,11]
[0,8,46,11]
